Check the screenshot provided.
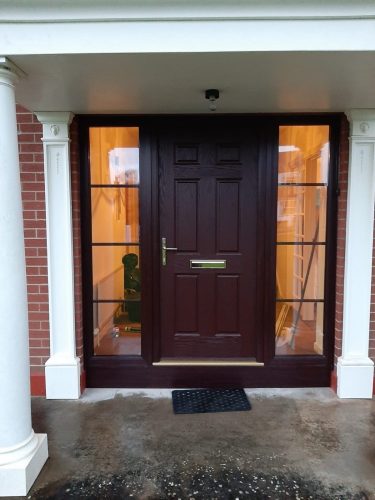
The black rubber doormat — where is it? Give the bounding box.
[172,388,251,414]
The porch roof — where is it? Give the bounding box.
[1,0,375,113]
[7,51,375,114]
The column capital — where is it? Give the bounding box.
[0,56,26,87]
[35,111,74,141]
[345,109,375,139]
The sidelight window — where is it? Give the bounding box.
[275,125,330,356]
[89,127,141,356]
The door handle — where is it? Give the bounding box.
[161,237,177,266]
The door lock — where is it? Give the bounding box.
[161,237,177,266]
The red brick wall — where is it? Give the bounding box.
[17,106,84,394]
[17,105,50,389]
[70,119,84,367]
[371,218,375,360]
[334,116,349,367]
[17,108,372,391]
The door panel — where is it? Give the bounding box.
[217,181,240,252]
[216,274,240,334]
[175,274,199,333]
[175,181,198,251]
[159,123,259,360]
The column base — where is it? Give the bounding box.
[45,354,81,399]
[337,356,374,399]
[0,434,48,496]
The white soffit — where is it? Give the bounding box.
[11,52,375,114]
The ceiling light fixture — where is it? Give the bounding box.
[205,89,220,112]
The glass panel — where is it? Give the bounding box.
[93,302,141,356]
[276,125,330,356]
[91,187,140,243]
[275,302,324,355]
[277,186,327,243]
[89,127,139,185]
[278,125,330,184]
[276,245,325,301]
[92,246,140,301]
[89,126,142,357]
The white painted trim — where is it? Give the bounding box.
[337,359,374,399]
[35,111,81,400]
[0,434,48,497]
[1,0,375,22]
[45,355,81,400]
[0,431,38,466]
[3,19,375,56]
[0,59,48,496]
[2,2,375,57]
[337,108,375,399]
[0,56,26,78]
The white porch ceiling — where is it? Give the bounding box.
[12,52,375,114]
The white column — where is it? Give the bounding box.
[0,58,48,497]
[35,112,81,399]
[337,110,375,399]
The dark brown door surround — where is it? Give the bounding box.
[80,115,340,388]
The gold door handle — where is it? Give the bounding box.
[161,237,177,266]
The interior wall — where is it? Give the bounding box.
[89,127,139,289]
[88,127,140,343]
[277,125,329,304]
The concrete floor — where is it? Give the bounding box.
[18,389,375,499]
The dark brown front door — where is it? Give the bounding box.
[159,122,260,361]
[81,114,338,388]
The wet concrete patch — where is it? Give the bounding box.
[22,391,375,500]
[28,462,370,499]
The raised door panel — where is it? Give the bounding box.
[216,181,240,253]
[175,181,198,252]
[216,274,240,335]
[175,274,199,334]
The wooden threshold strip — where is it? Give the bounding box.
[153,359,264,367]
